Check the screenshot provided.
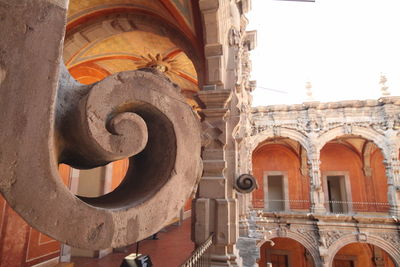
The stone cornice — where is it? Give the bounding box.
[252,96,400,114]
[256,211,398,225]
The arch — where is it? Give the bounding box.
[250,128,310,155]
[317,126,390,160]
[252,143,311,210]
[63,10,204,89]
[327,234,400,266]
[259,231,322,266]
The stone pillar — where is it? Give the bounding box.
[308,154,326,213]
[384,157,400,217]
[194,90,241,266]
[195,1,254,265]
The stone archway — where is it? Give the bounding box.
[63,10,204,90]
[327,234,400,267]
[317,126,390,160]
[260,231,322,267]
[249,128,311,155]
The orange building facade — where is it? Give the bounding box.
[0,0,256,266]
[243,99,400,267]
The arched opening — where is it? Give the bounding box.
[258,238,314,267]
[333,242,395,267]
[252,137,311,212]
[63,1,203,102]
[320,135,389,214]
[59,0,203,201]
[59,158,129,198]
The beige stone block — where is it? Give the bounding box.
[202,149,224,160]
[229,198,238,243]
[215,199,231,245]
[199,0,219,11]
[199,177,227,198]
[202,12,219,43]
[203,160,226,177]
[205,43,223,57]
[194,198,210,243]
[206,57,223,84]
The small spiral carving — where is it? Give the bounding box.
[58,70,151,168]
[235,174,258,193]
[107,112,148,152]
[83,90,149,162]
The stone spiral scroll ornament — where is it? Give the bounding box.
[0,0,202,250]
[234,174,258,193]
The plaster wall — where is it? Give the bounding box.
[320,143,389,212]
[252,144,310,210]
[371,150,390,208]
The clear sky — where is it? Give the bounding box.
[247,0,400,106]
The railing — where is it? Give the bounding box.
[252,199,310,211]
[252,199,390,215]
[325,200,390,214]
[180,234,214,267]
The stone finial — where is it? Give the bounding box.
[305,81,314,101]
[380,73,391,96]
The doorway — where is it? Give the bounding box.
[326,175,348,213]
[267,175,285,211]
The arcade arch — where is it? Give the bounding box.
[252,137,311,211]
[258,237,318,267]
[316,126,391,161]
[320,135,389,214]
[327,234,400,267]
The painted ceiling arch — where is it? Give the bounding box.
[63,1,201,109]
[66,31,198,93]
[67,0,196,40]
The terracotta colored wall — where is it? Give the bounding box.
[0,221,60,266]
[370,149,389,211]
[184,197,192,212]
[0,165,71,266]
[258,238,312,267]
[335,243,395,267]
[111,158,129,191]
[320,143,388,212]
[252,144,310,210]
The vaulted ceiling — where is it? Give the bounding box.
[63,0,201,108]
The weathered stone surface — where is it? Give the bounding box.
[237,237,259,267]
[0,0,202,250]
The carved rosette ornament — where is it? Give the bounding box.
[234,174,258,193]
[0,0,202,250]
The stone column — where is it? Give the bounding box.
[384,157,400,217]
[194,90,240,266]
[308,153,326,214]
